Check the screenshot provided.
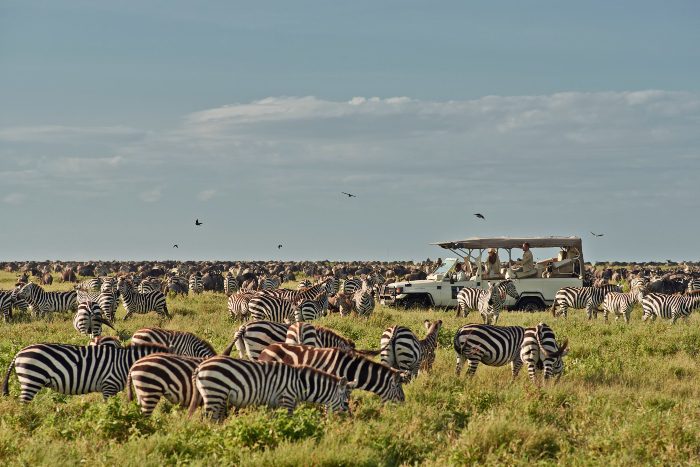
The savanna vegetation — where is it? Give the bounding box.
[1,271,700,466]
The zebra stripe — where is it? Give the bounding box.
[188,357,354,420]
[453,324,526,377]
[478,282,507,325]
[293,292,328,322]
[551,284,622,319]
[130,328,216,358]
[222,320,290,360]
[227,291,256,321]
[0,291,13,322]
[380,320,442,379]
[97,289,120,323]
[456,280,518,319]
[343,278,362,295]
[248,294,295,323]
[73,301,113,337]
[258,344,409,402]
[166,275,189,295]
[18,283,77,316]
[601,290,644,323]
[285,322,356,352]
[259,276,281,290]
[687,278,700,292]
[89,336,123,347]
[297,279,312,290]
[2,342,169,402]
[224,273,239,296]
[126,354,204,416]
[353,289,375,317]
[188,273,204,294]
[117,278,170,320]
[519,323,569,384]
[642,293,700,324]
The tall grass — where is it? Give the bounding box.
[1,271,699,465]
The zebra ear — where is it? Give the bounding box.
[423,320,431,330]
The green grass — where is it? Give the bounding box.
[2,271,700,466]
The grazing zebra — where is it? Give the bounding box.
[380,320,443,379]
[18,282,77,317]
[77,278,102,292]
[324,276,341,296]
[224,273,239,296]
[353,288,375,317]
[76,287,100,304]
[687,278,700,293]
[453,324,526,377]
[227,291,256,321]
[285,322,356,352]
[601,289,645,323]
[100,277,117,293]
[259,344,409,402]
[188,357,355,420]
[2,342,169,402]
[0,291,14,322]
[343,278,362,295]
[248,294,295,323]
[189,273,204,295]
[551,284,622,319]
[297,279,312,290]
[222,320,290,360]
[259,275,281,290]
[519,323,569,384]
[126,354,204,416]
[97,288,120,323]
[478,282,507,325]
[456,280,518,319]
[130,328,216,358]
[10,285,31,316]
[642,293,700,324]
[72,301,114,337]
[117,277,170,320]
[293,292,328,322]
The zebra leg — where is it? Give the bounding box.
[511,357,523,380]
[492,311,500,325]
[586,301,594,320]
[139,391,163,417]
[123,309,133,321]
[526,362,537,384]
[466,358,480,377]
[455,355,464,376]
[279,394,298,415]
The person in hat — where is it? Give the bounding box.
[512,242,536,278]
[484,248,502,278]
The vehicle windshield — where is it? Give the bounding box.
[431,258,457,276]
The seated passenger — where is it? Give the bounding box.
[483,248,502,278]
[453,263,468,282]
[512,242,536,278]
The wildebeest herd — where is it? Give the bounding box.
[1,259,699,420]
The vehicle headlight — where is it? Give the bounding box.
[395,287,403,294]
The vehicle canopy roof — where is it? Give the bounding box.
[431,236,582,250]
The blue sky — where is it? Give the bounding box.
[1,1,699,261]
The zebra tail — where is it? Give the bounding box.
[222,326,245,356]
[2,356,17,396]
[187,369,202,417]
[125,371,135,401]
[354,347,384,357]
[550,302,557,317]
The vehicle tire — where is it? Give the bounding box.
[401,295,432,310]
[517,297,546,313]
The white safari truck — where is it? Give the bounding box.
[380,236,584,311]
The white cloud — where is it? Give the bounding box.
[197,189,216,201]
[139,187,162,203]
[2,193,26,205]
[0,126,144,143]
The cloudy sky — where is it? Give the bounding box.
[1,1,699,262]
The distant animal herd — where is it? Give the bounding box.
[1,259,699,420]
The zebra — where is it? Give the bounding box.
[630,276,650,294]
[117,277,170,320]
[224,272,239,296]
[343,278,362,295]
[285,322,356,352]
[77,278,102,292]
[222,320,290,360]
[259,275,281,290]
[130,328,216,358]
[2,342,170,402]
[166,275,189,295]
[188,357,355,421]
[100,277,117,293]
[353,288,375,317]
[138,278,162,294]
[601,289,645,323]
[76,287,100,305]
[456,280,518,319]
[10,285,32,316]
[259,343,409,402]
[324,276,341,296]
[641,293,700,324]
[18,282,77,317]
[189,273,204,294]
[72,301,114,337]
[126,353,204,416]
[97,287,120,323]
[227,291,256,321]
[551,284,622,319]
[248,294,295,323]
[380,320,443,379]
[453,324,526,377]
[478,282,507,325]
[293,292,328,322]
[0,291,14,322]
[519,323,569,384]
[687,278,700,293]
[297,279,312,290]
[89,335,123,347]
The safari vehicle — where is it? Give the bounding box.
[380,236,584,311]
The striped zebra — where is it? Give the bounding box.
[293,292,328,322]
[117,278,170,320]
[550,284,622,319]
[601,289,645,323]
[297,279,312,290]
[77,278,102,292]
[0,291,14,322]
[188,357,355,420]
[222,320,290,360]
[259,344,409,402]
[343,278,362,295]
[224,273,239,296]
[166,275,189,295]
[2,342,169,402]
[10,285,31,316]
[520,323,569,384]
[353,288,375,317]
[189,273,204,295]
[18,282,77,317]
[248,294,295,323]
[642,293,700,324]
[127,354,204,416]
[130,327,216,358]
[138,278,162,294]
[89,335,122,347]
[100,277,117,293]
[630,276,649,293]
[453,324,526,377]
[227,291,256,321]
[456,280,518,318]
[324,276,341,296]
[76,287,100,305]
[97,287,120,323]
[72,301,114,337]
[380,320,443,379]
[478,282,508,325]
[285,322,356,352]
[259,275,281,290]
[687,278,700,293]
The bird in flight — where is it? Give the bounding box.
[590,232,604,237]
[173,244,179,248]
[277,244,283,249]
[195,219,203,226]
[341,192,357,198]
[474,213,485,220]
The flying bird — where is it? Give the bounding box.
[590,232,604,237]
[341,192,357,198]
[474,213,485,220]
[195,219,203,226]
[173,244,179,248]
[277,244,283,249]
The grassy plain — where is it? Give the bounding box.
[1,271,700,466]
